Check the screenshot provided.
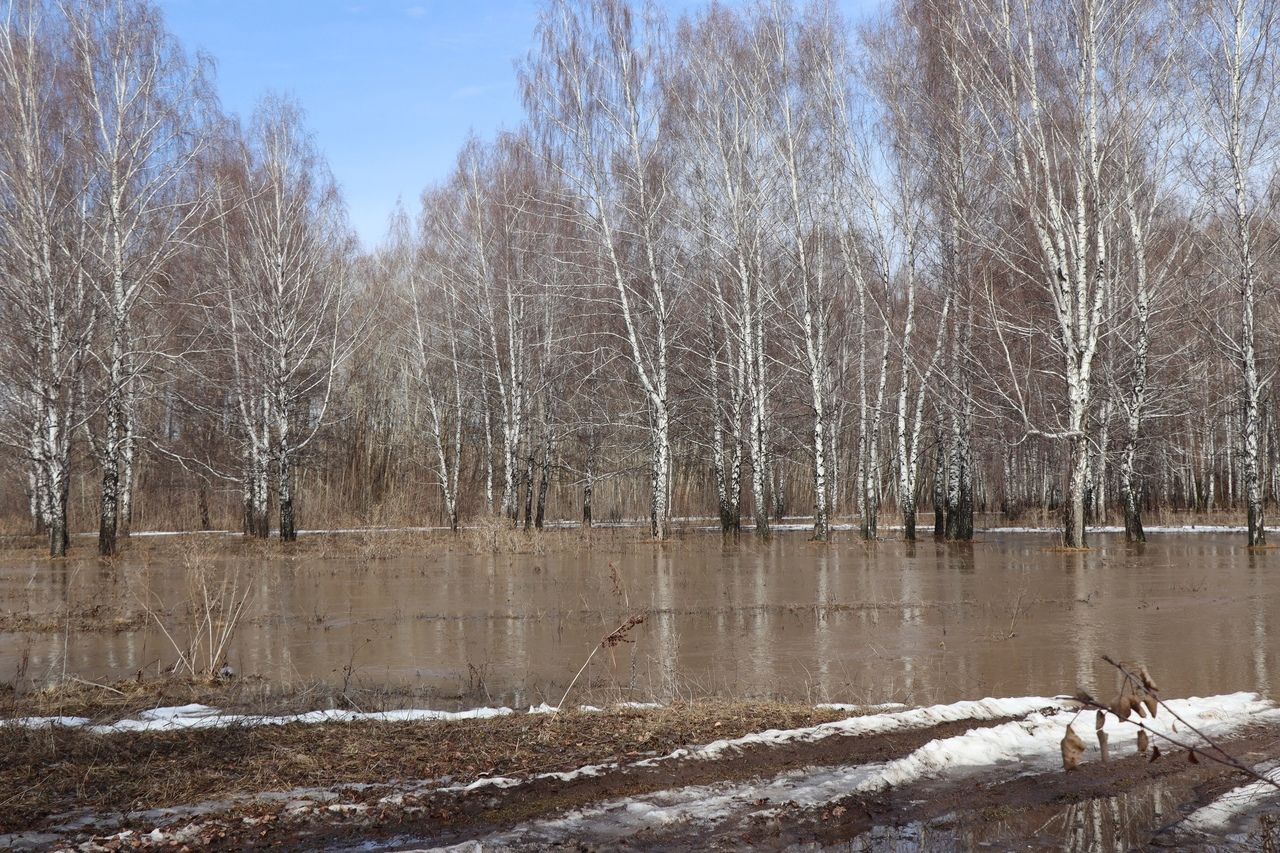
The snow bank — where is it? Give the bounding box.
[452,695,1062,792]
[856,692,1277,794]
[634,695,1062,765]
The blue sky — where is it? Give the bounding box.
[159,1,881,248]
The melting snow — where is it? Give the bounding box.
[12,692,1278,851]
[2,703,514,734]
[426,693,1279,850]
[441,696,1063,794]
[856,692,1276,793]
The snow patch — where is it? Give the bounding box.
[527,701,611,712]
[855,692,1277,794]
[2,698,676,735]
[631,695,1062,765]
[816,702,909,713]
[441,695,1062,796]
[440,693,1278,849]
[2,704,514,734]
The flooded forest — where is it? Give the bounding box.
[5,0,1280,849]
[2,0,1280,555]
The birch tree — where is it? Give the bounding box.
[523,0,678,539]
[66,0,211,555]
[207,98,353,541]
[1185,0,1280,546]
[959,0,1128,548]
[759,0,842,541]
[387,202,467,531]
[666,5,773,535]
[0,0,96,556]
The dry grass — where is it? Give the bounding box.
[0,699,851,832]
[0,672,504,725]
[0,603,146,634]
[136,544,252,679]
[2,676,294,723]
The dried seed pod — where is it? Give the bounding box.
[1137,729,1150,755]
[1062,724,1086,771]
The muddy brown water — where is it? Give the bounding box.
[0,530,1274,709]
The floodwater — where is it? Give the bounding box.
[1,530,1275,709]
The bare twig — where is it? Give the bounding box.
[1069,656,1280,792]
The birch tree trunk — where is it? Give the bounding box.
[524,0,675,540]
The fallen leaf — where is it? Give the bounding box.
[1062,724,1086,771]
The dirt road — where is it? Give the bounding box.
[7,694,1280,851]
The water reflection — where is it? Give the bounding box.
[1,532,1276,709]
[850,777,1264,851]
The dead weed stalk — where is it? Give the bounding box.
[137,545,252,680]
[557,614,646,711]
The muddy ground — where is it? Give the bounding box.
[4,698,1279,852]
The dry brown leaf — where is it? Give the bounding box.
[1095,710,1106,731]
[1150,745,1162,763]
[1062,724,1086,771]
[1143,696,1158,718]
[1137,665,1159,693]
[1133,699,1149,719]
[1188,750,1199,764]
[1097,729,1109,763]
[1137,729,1150,755]
[1112,696,1132,721]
